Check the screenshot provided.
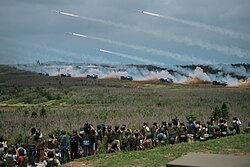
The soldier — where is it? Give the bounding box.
[142,133,153,149]
[106,126,121,153]
[45,133,58,155]
[177,122,187,143]
[88,124,97,155]
[156,128,167,146]
[59,130,69,164]
[114,126,122,143]
[120,125,128,151]
[214,126,221,138]
[28,128,37,166]
[186,119,196,143]
[195,121,201,141]
[96,125,103,154]
[35,131,45,163]
[232,117,241,134]
[133,130,143,150]
[218,119,228,137]
[199,124,209,141]
[140,123,150,139]
[168,123,177,144]
[228,126,237,136]
[82,123,92,157]
[4,147,17,167]
[70,129,81,160]
[151,122,159,147]
[207,121,215,139]
[43,151,61,166]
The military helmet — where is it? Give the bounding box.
[134,130,139,136]
[18,148,25,156]
[115,125,119,130]
[97,125,102,130]
[47,151,54,158]
[7,147,13,154]
[158,134,163,140]
[48,133,53,138]
[120,125,125,131]
[31,127,36,134]
[160,128,165,133]
[61,130,66,135]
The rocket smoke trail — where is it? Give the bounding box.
[57,11,250,58]
[99,48,164,65]
[140,10,250,41]
[71,32,214,64]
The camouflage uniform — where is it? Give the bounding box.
[186,121,196,143]
[28,128,37,166]
[36,139,45,163]
[168,123,177,144]
[177,123,187,143]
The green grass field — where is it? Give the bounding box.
[65,134,250,167]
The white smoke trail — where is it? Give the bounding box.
[99,48,164,65]
[72,32,213,65]
[141,10,250,41]
[58,11,250,58]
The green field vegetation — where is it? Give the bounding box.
[0,65,250,144]
[66,134,250,167]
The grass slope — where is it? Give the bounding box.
[69,134,250,167]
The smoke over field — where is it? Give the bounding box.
[15,62,250,87]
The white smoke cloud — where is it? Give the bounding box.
[14,62,250,87]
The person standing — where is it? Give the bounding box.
[28,128,37,166]
[59,130,69,164]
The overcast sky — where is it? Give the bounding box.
[0,0,250,65]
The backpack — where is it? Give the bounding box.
[47,139,55,149]
[208,125,215,136]
[70,136,78,145]
[200,127,207,137]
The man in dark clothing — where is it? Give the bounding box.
[28,128,37,166]
[70,129,81,160]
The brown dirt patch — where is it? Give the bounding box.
[65,161,93,167]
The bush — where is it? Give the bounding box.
[31,111,38,118]
[212,102,229,121]
[40,107,47,117]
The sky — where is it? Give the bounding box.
[0,0,250,65]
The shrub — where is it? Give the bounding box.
[212,102,229,121]
[31,111,38,118]
[40,107,47,117]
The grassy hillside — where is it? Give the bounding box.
[66,134,250,167]
[0,65,249,143]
